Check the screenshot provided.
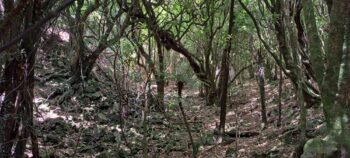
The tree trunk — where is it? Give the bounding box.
[0,60,22,157]
[271,0,319,108]
[0,1,68,157]
[302,0,325,85]
[257,49,268,128]
[321,0,350,151]
[69,4,129,83]
[218,0,236,138]
[277,52,283,127]
[155,39,165,111]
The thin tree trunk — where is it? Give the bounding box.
[177,81,195,157]
[0,62,21,157]
[277,53,283,127]
[218,0,236,138]
[155,39,165,112]
[257,49,268,128]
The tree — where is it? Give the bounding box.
[67,0,130,83]
[0,1,75,157]
[321,0,350,152]
[218,0,236,138]
[256,48,268,128]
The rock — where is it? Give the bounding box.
[301,136,338,158]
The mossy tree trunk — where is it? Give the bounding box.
[321,0,350,151]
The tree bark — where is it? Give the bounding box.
[321,0,350,151]
[257,49,268,128]
[277,51,283,127]
[0,1,68,157]
[302,0,325,85]
[155,39,165,111]
[218,0,235,138]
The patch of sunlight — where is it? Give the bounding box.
[83,107,94,112]
[227,111,236,116]
[130,128,142,137]
[97,124,108,129]
[245,122,252,126]
[226,126,236,132]
[250,97,258,102]
[208,120,220,129]
[159,133,167,139]
[131,52,137,58]
[120,144,131,153]
[38,102,50,111]
[37,109,61,122]
[47,81,58,86]
[193,91,200,95]
[257,141,268,147]
[67,115,73,121]
[34,97,45,104]
[198,146,205,151]
[332,117,342,134]
[291,119,298,125]
[25,151,33,158]
[342,114,349,123]
[238,148,246,153]
[110,125,122,132]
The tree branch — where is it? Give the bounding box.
[228,62,256,86]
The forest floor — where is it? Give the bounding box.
[161,80,325,158]
[32,77,326,158]
[31,45,326,157]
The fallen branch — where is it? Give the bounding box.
[214,130,260,138]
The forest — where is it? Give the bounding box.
[0,0,349,157]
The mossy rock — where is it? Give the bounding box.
[301,136,338,158]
